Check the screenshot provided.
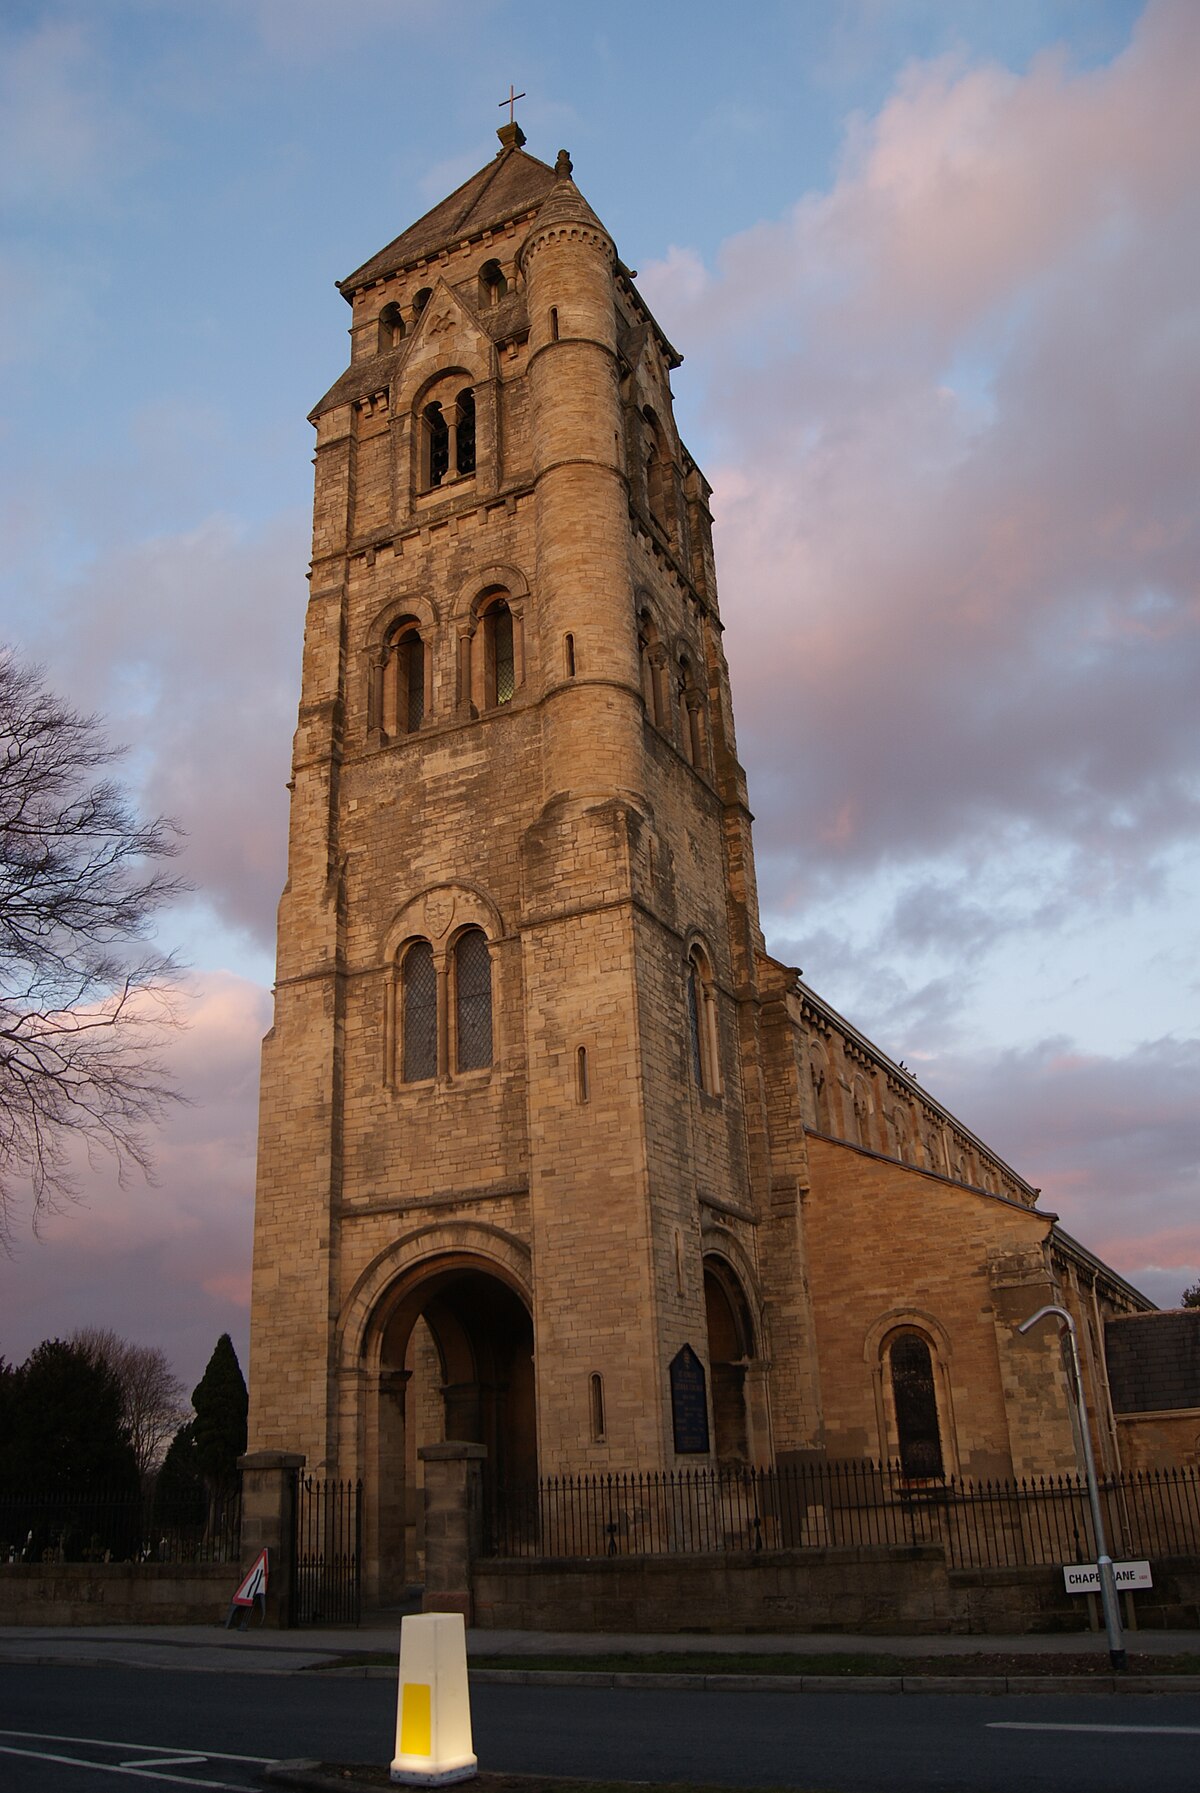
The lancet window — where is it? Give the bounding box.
[378,302,405,352]
[453,928,493,1072]
[379,618,426,738]
[482,594,515,706]
[478,259,508,307]
[401,940,437,1082]
[686,943,720,1096]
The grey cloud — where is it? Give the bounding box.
[18,512,305,951]
[930,1034,1200,1260]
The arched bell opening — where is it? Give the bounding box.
[367,1257,536,1598]
[702,1257,759,1468]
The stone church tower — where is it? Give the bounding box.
[248,128,1149,1599]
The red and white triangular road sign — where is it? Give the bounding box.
[231,1548,269,1606]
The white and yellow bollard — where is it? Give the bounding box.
[390,1612,477,1786]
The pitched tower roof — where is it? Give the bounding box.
[338,143,571,297]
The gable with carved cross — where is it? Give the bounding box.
[398,275,494,405]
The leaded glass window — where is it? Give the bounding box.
[403,633,424,732]
[891,1334,944,1479]
[491,604,514,705]
[401,940,437,1082]
[455,928,493,1071]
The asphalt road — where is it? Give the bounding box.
[2,1663,1200,1791]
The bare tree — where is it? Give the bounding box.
[0,650,185,1244]
[71,1326,190,1478]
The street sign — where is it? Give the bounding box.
[1063,1559,1152,1592]
[225,1548,269,1627]
[231,1547,269,1605]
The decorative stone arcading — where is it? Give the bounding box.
[519,220,614,272]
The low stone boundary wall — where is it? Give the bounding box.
[0,1562,235,1626]
[472,1546,1200,1635]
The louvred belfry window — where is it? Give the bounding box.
[424,402,449,487]
[455,389,476,476]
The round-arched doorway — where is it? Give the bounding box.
[368,1257,536,1598]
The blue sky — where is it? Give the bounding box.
[2,0,1196,1391]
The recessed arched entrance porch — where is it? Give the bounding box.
[703,1251,771,1467]
[341,1234,536,1604]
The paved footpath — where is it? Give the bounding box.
[0,1618,1197,1687]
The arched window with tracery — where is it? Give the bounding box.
[686,944,720,1096]
[380,619,426,737]
[889,1333,944,1479]
[454,927,493,1072]
[401,940,437,1083]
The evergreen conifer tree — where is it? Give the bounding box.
[190,1334,248,1500]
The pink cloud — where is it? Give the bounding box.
[0,970,269,1392]
[642,1,1200,896]
[920,1033,1199,1305]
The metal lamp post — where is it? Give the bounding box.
[1018,1303,1126,1671]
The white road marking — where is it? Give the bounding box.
[0,1727,273,1763]
[121,1756,210,1768]
[989,1722,1200,1736]
[0,1742,247,1788]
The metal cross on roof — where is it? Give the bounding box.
[498,85,526,125]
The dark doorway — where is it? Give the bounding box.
[703,1260,755,1466]
[375,1261,536,1592]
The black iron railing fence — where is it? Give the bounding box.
[482,1460,1200,1570]
[0,1485,241,1566]
[291,1473,362,1626]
